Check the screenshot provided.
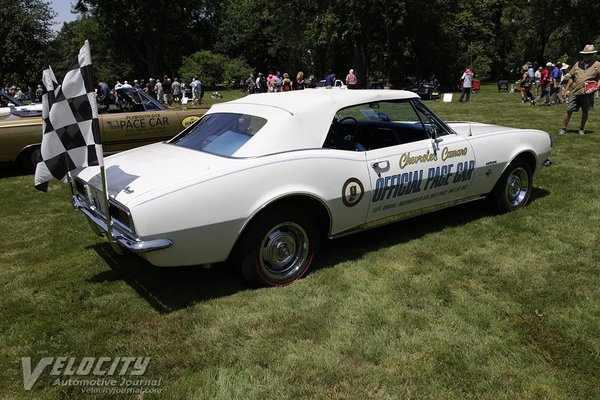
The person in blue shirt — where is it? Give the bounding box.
[551,62,563,104]
[325,72,336,87]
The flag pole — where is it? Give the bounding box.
[99,164,115,245]
[65,149,76,209]
[83,39,117,250]
[66,173,77,209]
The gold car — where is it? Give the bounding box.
[0,88,206,173]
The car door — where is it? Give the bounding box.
[363,100,476,225]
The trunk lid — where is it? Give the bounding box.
[76,142,230,205]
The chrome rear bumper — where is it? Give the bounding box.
[73,195,172,253]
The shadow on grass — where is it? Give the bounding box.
[88,244,247,313]
[0,163,24,179]
[317,191,548,271]
[87,190,549,313]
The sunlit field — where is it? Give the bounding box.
[1,84,599,399]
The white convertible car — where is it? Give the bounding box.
[73,90,552,286]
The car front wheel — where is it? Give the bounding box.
[487,158,533,213]
[237,207,320,287]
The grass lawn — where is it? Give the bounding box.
[1,84,599,399]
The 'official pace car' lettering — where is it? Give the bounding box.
[424,164,454,190]
[453,160,475,182]
[372,160,475,203]
[372,170,423,202]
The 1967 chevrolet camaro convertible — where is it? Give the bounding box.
[73,89,552,286]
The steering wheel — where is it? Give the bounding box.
[338,116,358,124]
[337,116,359,138]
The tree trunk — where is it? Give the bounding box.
[352,40,367,89]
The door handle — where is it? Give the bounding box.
[372,160,389,170]
[371,160,390,177]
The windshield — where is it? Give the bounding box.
[170,112,267,156]
[0,92,25,107]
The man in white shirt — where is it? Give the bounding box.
[459,68,474,102]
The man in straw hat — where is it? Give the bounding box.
[559,44,600,135]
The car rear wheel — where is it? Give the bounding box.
[487,158,532,213]
[236,207,320,287]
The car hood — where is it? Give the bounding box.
[447,121,529,137]
[0,104,43,117]
[76,142,228,206]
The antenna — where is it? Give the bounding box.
[468,52,473,136]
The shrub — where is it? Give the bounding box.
[179,50,253,88]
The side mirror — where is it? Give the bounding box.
[426,124,443,142]
[427,125,442,155]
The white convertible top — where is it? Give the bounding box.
[207,89,419,157]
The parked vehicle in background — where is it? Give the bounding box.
[0,88,206,173]
[0,92,42,117]
[405,78,440,100]
[313,79,348,89]
[415,82,440,100]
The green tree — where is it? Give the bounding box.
[216,0,316,75]
[179,50,252,88]
[77,0,220,78]
[49,16,131,84]
[41,0,600,90]
[0,0,55,87]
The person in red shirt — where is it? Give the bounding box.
[532,62,553,106]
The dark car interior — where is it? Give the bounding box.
[325,118,430,151]
[101,88,164,114]
[323,99,453,152]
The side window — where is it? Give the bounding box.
[324,100,431,151]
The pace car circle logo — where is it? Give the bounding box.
[182,116,201,128]
[342,178,364,207]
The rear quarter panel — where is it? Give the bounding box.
[131,149,371,266]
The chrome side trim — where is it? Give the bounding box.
[73,195,172,253]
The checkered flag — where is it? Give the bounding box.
[34,40,103,192]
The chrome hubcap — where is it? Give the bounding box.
[506,167,529,206]
[268,234,296,267]
[259,222,309,280]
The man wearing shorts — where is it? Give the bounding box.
[559,44,600,135]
